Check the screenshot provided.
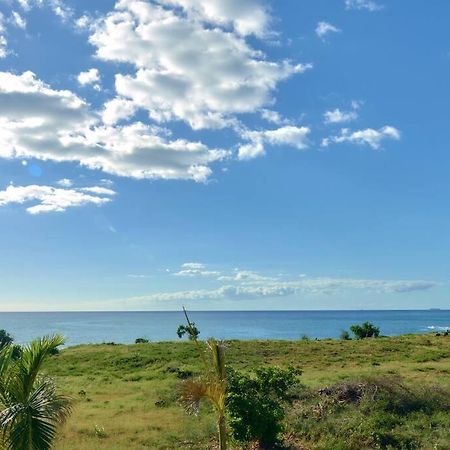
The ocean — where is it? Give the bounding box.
[1,310,449,346]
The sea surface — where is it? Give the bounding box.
[0,310,449,346]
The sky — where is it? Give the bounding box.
[0,0,449,311]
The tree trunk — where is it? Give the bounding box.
[218,414,227,450]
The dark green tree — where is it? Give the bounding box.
[350,321,380,339]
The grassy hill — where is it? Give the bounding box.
[45,334,450,449]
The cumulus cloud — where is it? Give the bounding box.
[324,108,358,124]
[129,276,437,302]
[0,71,228,182]
[345,0,383,11]
[238,125,311,160]
[322,126,400,149]
[0,183,115,214]
[89,0,310,130]
[156,0,270,37]
[315,21,341,40]
[77,68,101,90]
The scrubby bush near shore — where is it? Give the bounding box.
[350,321,380,339]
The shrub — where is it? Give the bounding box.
[350,321,380,339]
[0,329,14,349]
[340,330,351,340]
[0,329,22,360]
[227,366,302,447]
[135,337,149,344]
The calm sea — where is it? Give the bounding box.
[0,310,449,346]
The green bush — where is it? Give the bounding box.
[350,321,380,339]
[176,323,200,340]
[135,338,149,344]
[227,366,301,447]
[0,329,22,360]
[0,329,14,348]
[340,330,351,340]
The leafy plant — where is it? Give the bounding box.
[350,321,380,339]
[0,330,14,350]
[177,324,200,340]
[227,366,301,448]
[0,330,22,361]
[135,338,149,344]
[340,330,351,340]
[178,308,227,450]
[0,335,72,450]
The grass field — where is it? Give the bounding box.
[45,334,450,449]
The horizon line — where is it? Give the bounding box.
[0,308,447,313]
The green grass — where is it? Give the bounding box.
[43,334,450,449]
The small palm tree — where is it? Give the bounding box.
[0,335,72,450]
[178,309,228,450]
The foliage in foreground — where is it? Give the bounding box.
[178,309,227,450]
[227,366,302,448]
[0,335,71,450]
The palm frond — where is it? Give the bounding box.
[0,335,71,450]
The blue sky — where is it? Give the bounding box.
[0,0,449,311]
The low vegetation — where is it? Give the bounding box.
[29,332,450,449]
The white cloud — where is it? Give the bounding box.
[11,11,26,29]
[129,277,437,302]
[156,0,270,37]
[15,0,73,20]
[218,270,276,283]
[315,21,341,40]
[238,125,311,160]
[345,0,383,11]
[0,35,6,58]
[56,178,73,187]
[89,1,310,130]
[0,183,115,214]
[324,108,358,124]
[0,13,7,58]
[260,109,291,126]
[173,262,221,278]
[322,126,400,149]
[0,71,228,182]
[74,14,95,30]
[77,68,101,89]
[102,98,137,125]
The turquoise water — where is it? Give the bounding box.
[1,310,449,346]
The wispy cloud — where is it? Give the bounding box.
[322,126,400,149]
[173,262,221,278]
[128,277,437,303]
[0,183,116,214]
[238,125,311,160]
[315,21,341,40]
[345,0,383,12]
